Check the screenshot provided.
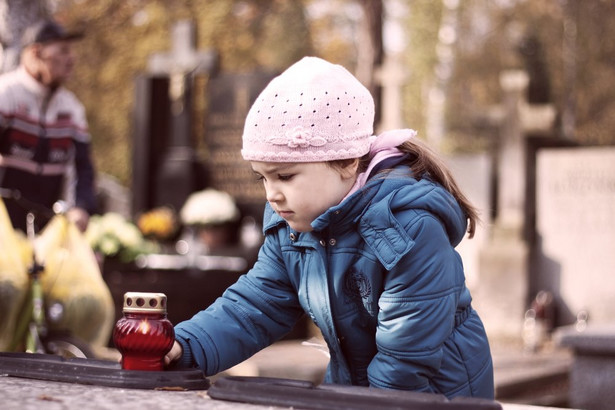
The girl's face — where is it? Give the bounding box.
[251,161,358,232]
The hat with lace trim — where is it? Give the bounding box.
[241,57,375,163]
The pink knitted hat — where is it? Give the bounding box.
[241,57,375,162]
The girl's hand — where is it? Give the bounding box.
[164,340,183,367]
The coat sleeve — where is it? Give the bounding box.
[173,233,305,375]
[367,212,465,391]
[73,140,97,214]
[0,83,14,139]
[69,97,97,214]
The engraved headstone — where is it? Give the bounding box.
[204,71,277,219]
[132,76,170,215]
[132,20,217,215]
[536,147,615,325]
[476,69,556,340]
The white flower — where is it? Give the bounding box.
[180,189,240,226]
[99,236,120,255]
[85,212,157,261]
[115,223,142,248]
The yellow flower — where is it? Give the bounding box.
[137,207,177,240]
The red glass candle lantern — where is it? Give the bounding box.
[113,292,175,371]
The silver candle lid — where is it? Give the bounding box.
[122,292,167,314]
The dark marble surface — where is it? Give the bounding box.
[555,324,615,410]
[0,338,574,410]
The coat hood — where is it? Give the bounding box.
[263,166,469,248]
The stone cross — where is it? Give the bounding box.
[374,54,406,133]
[147,20,217,146]
[475,69,556,340]
[487,70,556,231]
[145,20,217,212]
[147,19,216,74]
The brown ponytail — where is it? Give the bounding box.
[397,138,479,238]
[331,138,480,238]
[348,138,479,238]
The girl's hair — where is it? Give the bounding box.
[331,138,479,239]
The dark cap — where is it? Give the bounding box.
[21,19,83,47]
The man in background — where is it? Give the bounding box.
[0,19,96,232]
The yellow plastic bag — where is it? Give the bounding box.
[34,215,115,348]
[0,199,29,351]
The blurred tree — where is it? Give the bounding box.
[402,0,442,143]
[403,0,615,152]
[53,0,312,187]
[18,0,610,191]
[356,0,383,124]
[572,0,615,145]
[0,0,50,72]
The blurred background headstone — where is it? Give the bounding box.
[204,71,278,222]
[132,20,217,216]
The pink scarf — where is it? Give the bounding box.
[343,128,417,200]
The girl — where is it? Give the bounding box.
[166,57,494,399]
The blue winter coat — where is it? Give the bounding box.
[174,166,494,399]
